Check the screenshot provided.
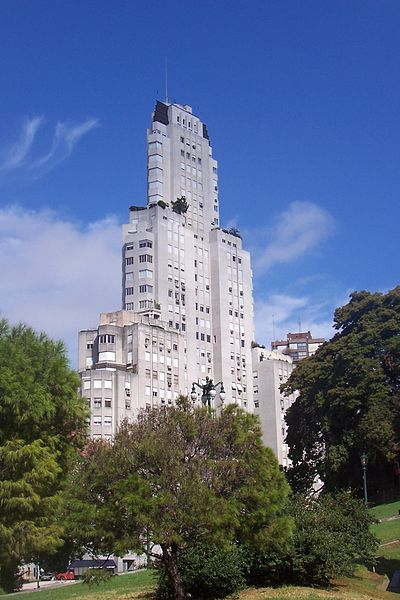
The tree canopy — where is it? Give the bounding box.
[65,398,291,599]
[0,320,88,591]
[283,287,400,497]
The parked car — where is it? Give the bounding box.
[40,572,56,581]
[55,570,75,581]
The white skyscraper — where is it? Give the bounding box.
[78,101,255,438]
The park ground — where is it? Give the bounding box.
[6,501,400,600]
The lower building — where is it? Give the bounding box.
[252,347,297,468]
[78,310,185,438]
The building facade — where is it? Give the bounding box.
[271,330,325,363]
[252,348,297,468]
[78,101,255,437]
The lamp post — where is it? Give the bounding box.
[190,377,226,410]
[361,452,368,506]
[36,560,40,589]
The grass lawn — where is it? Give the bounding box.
[371,519,400,544]
[7,571,156,599]
[370,502,400,521]
[6,567,398,600]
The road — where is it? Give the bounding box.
[19,579,78,593]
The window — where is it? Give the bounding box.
[104,416,112,426]
[139,254,153,263]
[126,244,134,251]
[125,302,134,310]
[126,256,134,265]
[93,380,102,388]
[139,239,152,248]
[86,341,93,349]
[125,287,134,296]
[93,416,102,426]
[104,380,112,389]
[99,351,116,362]
[105,399,111,408]
[139,284,153,293]
[93,399,102,408]
[99,334,115,344]
[139,269,153,279]
[139,300,152,309]
[148,141,162,155]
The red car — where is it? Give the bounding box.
[55,570,75,581]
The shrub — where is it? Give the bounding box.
[247,493,379,587]
[82,568,113,586]
[157,544,249,599]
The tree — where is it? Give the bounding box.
[65,398,291,600]
[0,320,88,591]
[283,287,400,496]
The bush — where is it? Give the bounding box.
[247,492,379,587]
[82,568,113,586]
[157,544,249,599]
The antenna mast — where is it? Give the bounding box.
[165,57,169,104]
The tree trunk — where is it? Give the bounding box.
[161,544,185,600]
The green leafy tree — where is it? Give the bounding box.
[65,398,291,600]
[283,287,400,496]
[0,320,88,591]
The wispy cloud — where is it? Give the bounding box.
[0,206,121,366]
[0,116,44,170]
[0,116,99,177]
[30,119,100,171]
[252,201,335,275]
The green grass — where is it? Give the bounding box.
[372,519,400,544]
[6,566,397,600]
[7,570,156,599]
[377,542,400,561]
[370,501,400,521]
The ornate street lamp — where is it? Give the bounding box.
[190,377,226,409]
[361,452,368,506]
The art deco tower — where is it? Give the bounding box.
[78,101,255,438]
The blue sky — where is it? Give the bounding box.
[0,0,399,364]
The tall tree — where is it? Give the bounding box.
[65,398,291,600]
[0,320,88,591]
[283,287,400,496]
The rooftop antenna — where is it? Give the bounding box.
[298,316,302,332]
[165,57,169,104]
